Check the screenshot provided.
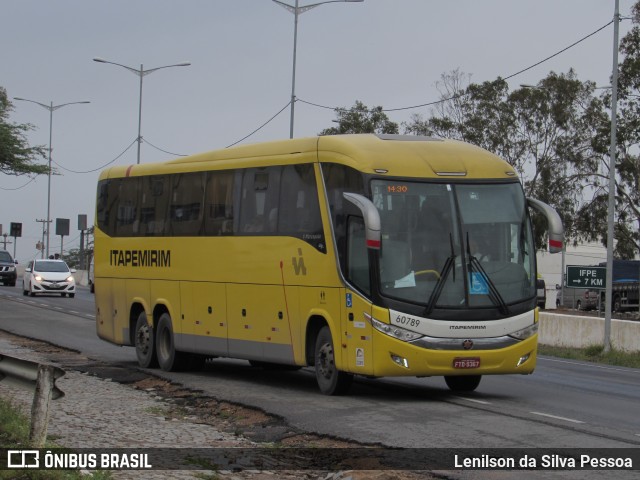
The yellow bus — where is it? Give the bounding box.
[94,134,563,395]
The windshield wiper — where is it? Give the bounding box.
[425,234,456,315]
[466,233,509,315]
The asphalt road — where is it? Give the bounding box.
[1,282,639,470]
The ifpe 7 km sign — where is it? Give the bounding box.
[566,266,607,289]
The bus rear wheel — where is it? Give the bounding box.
[156,313,188,372]
[314,326,352,395]
[134,311,157,368]
[444,375,481,392]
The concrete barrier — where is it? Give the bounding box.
[539,311,640,352]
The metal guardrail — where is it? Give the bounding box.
[0,353,65,447]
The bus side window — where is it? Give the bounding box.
[278,164,323,246]
[115,177,139,237]
[139,176,169,236]
[97,179,119,236]
[204,170,235,236]
[169,172,205,236]
[239,167,280,234]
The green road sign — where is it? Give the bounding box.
[566,265,607,289]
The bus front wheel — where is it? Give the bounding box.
[134,312,157,368]
[314,326,353,395]
[444,375,481,392]
[156,313,188,372]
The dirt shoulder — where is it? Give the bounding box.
[0,329,435,480]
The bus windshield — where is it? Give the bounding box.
[370,180,536,310]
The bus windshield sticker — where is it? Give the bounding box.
[394,271,416,288]
[356,348,365,367]
[469,272,489,295]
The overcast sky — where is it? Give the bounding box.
[1,0,635,263]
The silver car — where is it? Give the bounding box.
[23,259,76,298]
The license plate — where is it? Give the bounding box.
[453,357,480,369]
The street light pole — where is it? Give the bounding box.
[604,0,620,352]
[14,97,90,258]
[93,57,191,164]
[272,0,364,139]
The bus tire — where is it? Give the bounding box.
[156,313,187,372]
[444,375,481,392]
[134,311,158,368]
[314,326,352,395]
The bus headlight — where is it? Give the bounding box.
[367,314,424,342]
[508,322,538,341]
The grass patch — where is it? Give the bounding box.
[0,396,112,479]
[539,344,640,368]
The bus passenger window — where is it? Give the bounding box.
[97,179,120,236]
[278,165,323,246]
[239,167,280,234]
[169,172,205,236]
[204,170,235,236]
[139,176,169,236]
[115,177,139,237]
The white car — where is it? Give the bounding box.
[23,259,76,298]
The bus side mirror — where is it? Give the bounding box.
[527,197,564,254]
[343,192,381,250]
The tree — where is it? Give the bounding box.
[319,100,399,135]
[0,86,48,176]
[591,0,640,258]
[404,69,606,251]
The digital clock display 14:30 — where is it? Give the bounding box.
[386,185,409,193]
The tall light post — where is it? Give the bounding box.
[93,57,191,164]
[604,0,621,352]
[272,0,364,139]
[14,97,90,258]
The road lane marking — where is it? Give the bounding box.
[454,396,491,405]
[539,356,640,374]
[530,411,585,424]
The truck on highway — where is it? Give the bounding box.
[600,260,640,312]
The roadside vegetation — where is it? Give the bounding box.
[0,396,111,480]
[538,344,640,369]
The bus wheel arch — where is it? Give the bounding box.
[305,315,327,366]
[133,306,157,368]
[313,324,353,396]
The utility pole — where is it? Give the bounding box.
[2,233,11,250]
[36,219,49,259]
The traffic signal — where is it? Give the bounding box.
[10,222,22,237]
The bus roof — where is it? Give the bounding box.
[99,134,517,181]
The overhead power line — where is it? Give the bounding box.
[52,138,138,174]
[0,175,38,191]
[298,20,615,113]
[226,101,291,148]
